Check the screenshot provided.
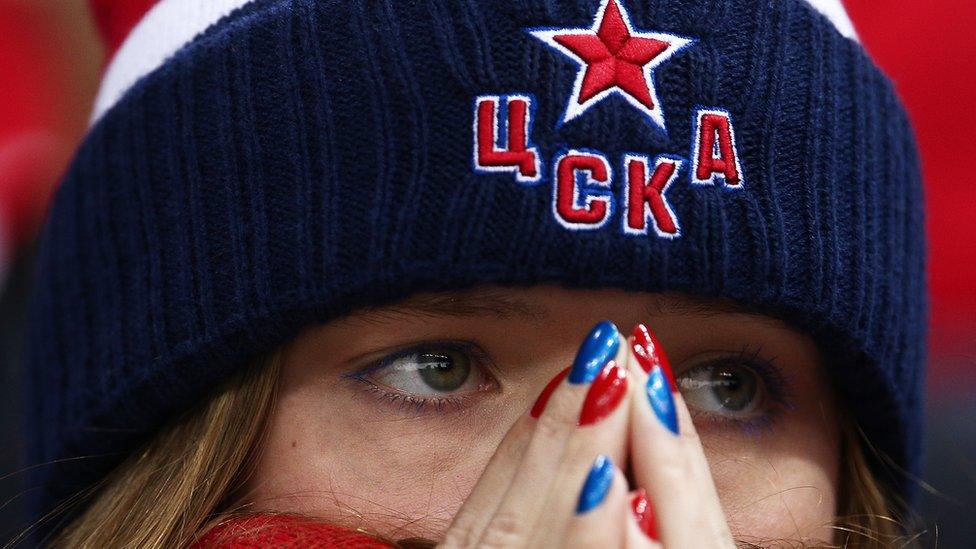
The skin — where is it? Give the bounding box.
[245,286,840,545]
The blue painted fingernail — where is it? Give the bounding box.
[646,366,679,434]
[576,454,615,514]
[568,321,620,384]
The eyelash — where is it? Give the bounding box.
[345,340,496,415]
[679,345,796,435]
[353,384,471,414]
[347,342,796,432]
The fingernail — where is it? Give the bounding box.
[579,362,628,425]
[646,366,679,434]
[569,321,620,384]
[631,324,676,392]
[576,455,615,514]
[631,489,658,540]
[530,368,570,418]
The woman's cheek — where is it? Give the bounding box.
[326,425,503,538]
[702,425,839,543]
[249,389,512,539]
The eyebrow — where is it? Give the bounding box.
[647,293,791,331]
[347,289,549,323]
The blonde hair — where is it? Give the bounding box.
[831,419,920,548]
[49,355,280,549]
[48,354,918,548]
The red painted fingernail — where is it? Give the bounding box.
[631,324,677,392]
[530,368,570,418]
[631,488,658,541]
[578,361,628,426]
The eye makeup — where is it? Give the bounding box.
[343,340,500,415]
[341,337,797,430]
[676,345,796,435]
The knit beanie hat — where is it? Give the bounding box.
[27,0,926,528]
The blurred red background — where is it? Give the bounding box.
[0,0,98,282]
[845,0,976,387]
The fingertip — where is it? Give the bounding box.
[576,454,616,514]
[530,367,570,418]
[578,361,629,426]
[569,321,621,384]
[566,461,629,548]
[645,366,679,435]
[630,488,659,542]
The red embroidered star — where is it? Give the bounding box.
[529,0,693,130]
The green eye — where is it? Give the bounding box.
[365,344,487,397]
[679,361,764,417]
[708,363,758,411]
[415,350,472,392]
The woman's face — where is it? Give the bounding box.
[245,286,840,544]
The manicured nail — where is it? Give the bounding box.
[632,324,676,392]
[646,366,678,434]
[576,455,615,514]
[569,321,620,384]
[579,362,628,425]
[530,368,570,418]
[631,489,658,540]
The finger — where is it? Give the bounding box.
[477,321,625,547]
[441,411,537,548]
[523,328,635,545]
[561,456,628,549]
[626,323,736,548]
[625,489,662,549]
[526,356,633,544]
[444,365,579,547]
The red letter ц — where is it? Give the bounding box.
[474,95,541,184]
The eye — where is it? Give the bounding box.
[358,342,495,399]
[678,359,767,418]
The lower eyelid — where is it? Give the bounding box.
[691,409,781,436]
[351,378,481,415]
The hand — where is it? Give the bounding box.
[439,321,737,548]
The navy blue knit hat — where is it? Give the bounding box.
[27,0,926,525]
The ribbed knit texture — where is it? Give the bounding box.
[26,0,926,527]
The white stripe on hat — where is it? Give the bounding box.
[90,0,859,125]
[91,0,254,124]
[804,0,858,41]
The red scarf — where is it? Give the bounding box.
[192,515,395,549]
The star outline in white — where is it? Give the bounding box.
[527,0,695,132]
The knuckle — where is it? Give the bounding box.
[439,536,462,549]
[480,512,529,548]
[440,523,476,549]
[656,458,693,484]
[532,411,573,442]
